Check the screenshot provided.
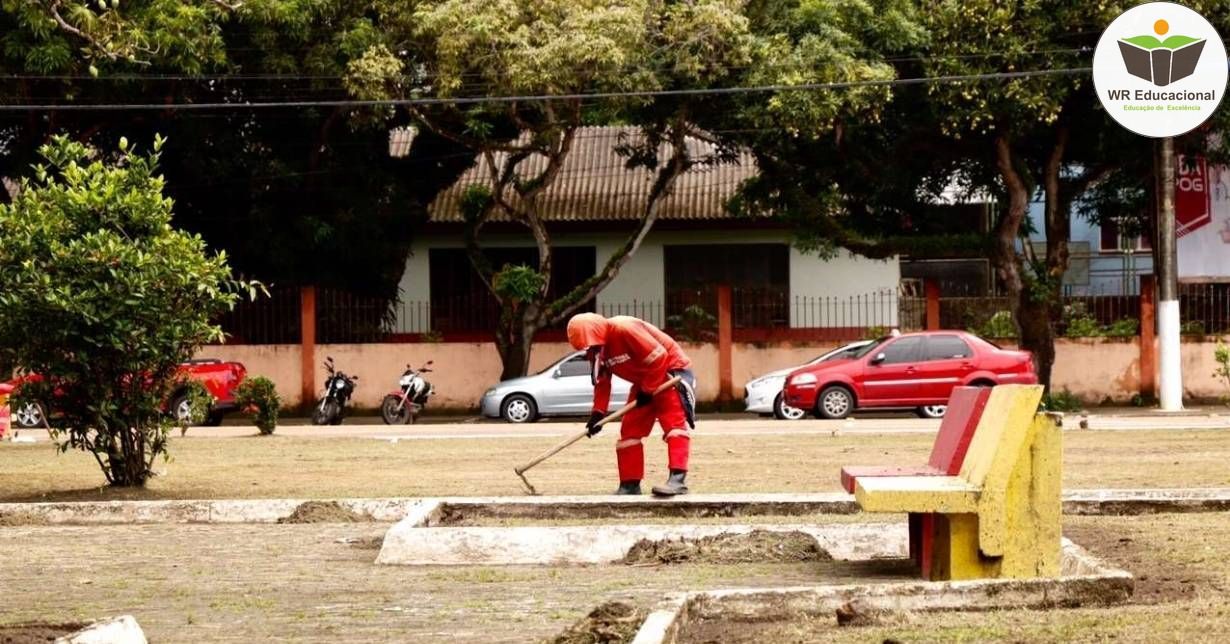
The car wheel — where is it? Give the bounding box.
[170,395,199,426]
[816,385,854,420]
[773,393,807,421]
[917,405,948,419]
[500,394,538,424]
[13,401,47,429]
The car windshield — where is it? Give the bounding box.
[536,353,581,376]
[849,338,890,359]
[812,342,873,363]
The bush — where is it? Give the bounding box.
[863,326,888,340]
[1042,390,1083,412]
[1215,342,1230,404]
[1104,318,1139,338]
[975,311,1018,339]
[0,136,259,486]
[667,305,717,342]
[235,376,281,435]
[177,380,214,431]
[1063,315,1101,338]
[1181,321,1207,336]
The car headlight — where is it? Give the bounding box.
[747,378,765,389]
[789,373,817,386]
[484,388,498,397]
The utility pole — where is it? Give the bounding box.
[1155,137,1183,411]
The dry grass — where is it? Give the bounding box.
[3,429,1230,502]
[683,513,1230,643]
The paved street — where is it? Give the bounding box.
[11,410,1230,443]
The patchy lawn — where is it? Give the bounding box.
[682,513,1230,643]
[2,514,1230,642]
[3,429,1230,502]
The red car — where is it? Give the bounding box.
[5,358,247,429]
[783,331,1036,419]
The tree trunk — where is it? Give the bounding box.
[1015,291,1059,390]
[495,322,536,382]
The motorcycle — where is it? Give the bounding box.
[312,356,357,426]
[381,360,434,425]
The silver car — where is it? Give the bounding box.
[744,340,874,420]
[481,351,633,423]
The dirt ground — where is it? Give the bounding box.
[680,513,1230,643]
[4,429,1230,502]
[3,514,1230,642]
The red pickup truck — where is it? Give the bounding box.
[4,359,247,429]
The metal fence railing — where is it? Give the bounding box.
[214,282,1230,345]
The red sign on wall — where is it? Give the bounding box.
[1176,155,1211,238]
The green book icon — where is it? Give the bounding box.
[1118,34,1206,86]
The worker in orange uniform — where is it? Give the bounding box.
[566,313,696,496]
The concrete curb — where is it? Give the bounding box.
[5,489,1230,526]
[628,540,1133,644]
[376,522,908,566]
[54,615,146,644]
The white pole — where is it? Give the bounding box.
[1156,137,1183,411]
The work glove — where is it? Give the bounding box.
[586,411,606,438]
[635,390,654,408]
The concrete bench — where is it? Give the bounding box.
[840,386,991,578]
[851,385,1061,581]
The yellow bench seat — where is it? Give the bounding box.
[854,476,979,514]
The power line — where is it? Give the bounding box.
[0,49,1095,82]
[0,67,1091,112]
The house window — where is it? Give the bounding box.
[664,244,790,328]
[1100,220,1151,252]
[428,247,596,332]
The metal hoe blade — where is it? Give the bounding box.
[515,469,540,496]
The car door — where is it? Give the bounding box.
[544,354,597,414]
[916,334,975,401]
[859,336,924,405]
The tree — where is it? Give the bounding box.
[718,0,1229,388]
[1,1,475,298]
[347,0,755,378]
[0,136,254,486]
[913,0,1230,388]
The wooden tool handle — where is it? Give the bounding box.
[513,375,682,476]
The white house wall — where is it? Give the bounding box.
[396,230,899,332]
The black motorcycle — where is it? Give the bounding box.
[381,360,435,425]
[312,356,357,426]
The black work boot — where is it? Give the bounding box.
[615,480,642,495]
[651,470,688,497]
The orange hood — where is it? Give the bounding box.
[567,313,609,350]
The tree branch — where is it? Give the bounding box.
[544,120,693,326]
[46,0,118,61]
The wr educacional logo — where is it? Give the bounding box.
[1117,18,1206,86]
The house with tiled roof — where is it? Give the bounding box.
[392,126,901,335]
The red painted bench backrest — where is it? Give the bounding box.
[927,386,992,475]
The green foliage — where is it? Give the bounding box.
[0,136,256,486]
[459,186,494,223]
[863,326,887,340]
[975,311,1018,339]
[418,329,444,343]
[1042,390,1083,413]
[667,305,718,343]
[492,265,547,303]
[1214,342,1230,403]
[1104,318,1139,338]
[1182,321,1207,337]
[1064,315,1101,339]
[177,380,214,429]
[235,376,281,435]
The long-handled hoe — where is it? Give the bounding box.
[513,376,682,495]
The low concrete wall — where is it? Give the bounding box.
[197,338,1230,410]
